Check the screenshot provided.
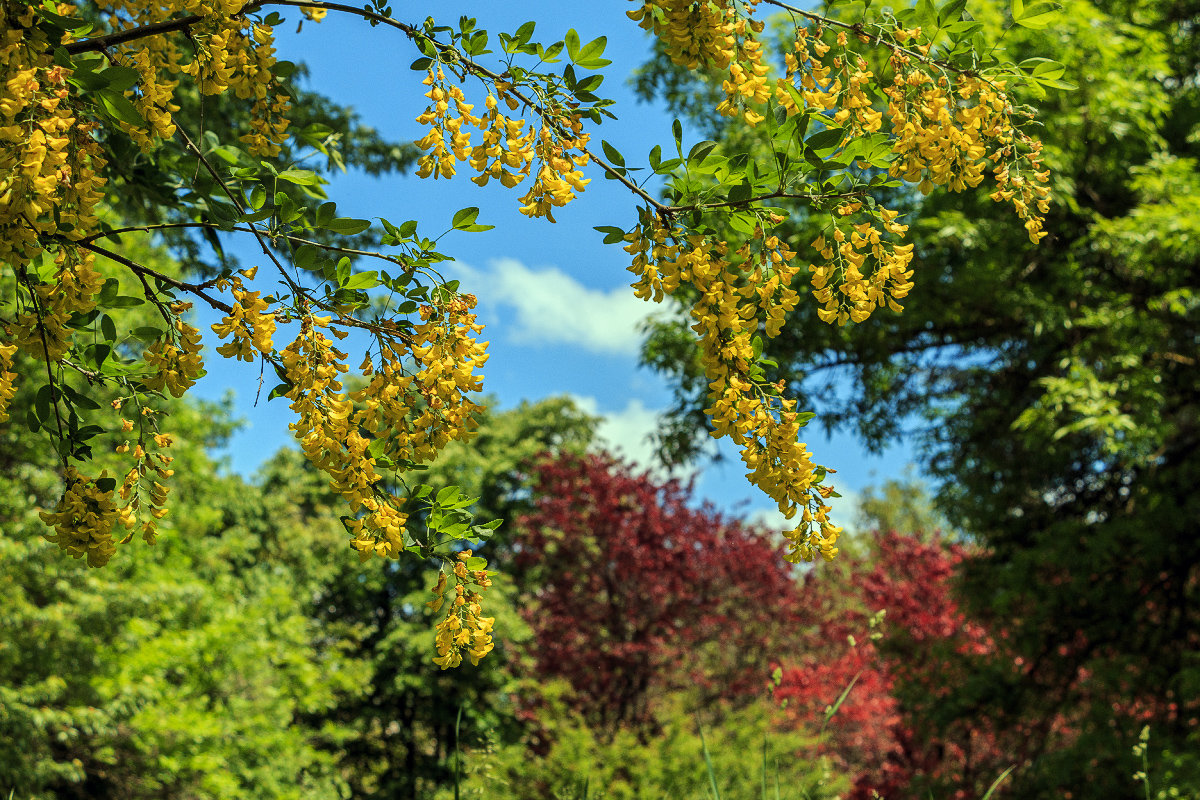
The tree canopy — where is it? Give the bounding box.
[1,0,1062,668]
[640,0,1199,793]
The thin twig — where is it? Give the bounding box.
[82,221,414,270]
[662,189,866,215]
[75,239,234,315]
[16,271,71,464]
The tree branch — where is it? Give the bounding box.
[75,239,234,315]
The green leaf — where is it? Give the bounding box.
[75,424,104,442]
[1013,0,1060,27]
[450,206,493,232]
[90,343,111,367]
[594,225,626,244]
[325,217,371,235]
[914,0,937,28]
[267,382,292,401]
[335,256,352,286]
[575,36,611,68]
[34,384,54,424]
[601,139,626,167]
[980,766,1016,800]
[728,181,753,203]
[823,671,861,723]
[61,384,101,411]
[514,20,535,43]
[276,168,324,186]
[66,66,107,91]
[451,206,480,229]
[1021,57,1066,81]
[35,4,91,33]
[688,140,717,164]
[96,89,145,126]
[564,28,580,60]
[805,127,844,153]
[106,295,145,308]
[342,270,380,290]
[130,326,165,342]
[101,66,141,92]
[938,0,969,24]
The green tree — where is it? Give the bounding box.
[254,396,596,799]
[446,686,841,800]
[0,362,356,800]
[855,469,952,538]
[1,1,1056,621]
[642,0,1199,795]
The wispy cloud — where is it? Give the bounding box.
[451,258,653,356]
[569,395,662,467]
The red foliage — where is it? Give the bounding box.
[514,452,802,732]
[775,531,1005,798]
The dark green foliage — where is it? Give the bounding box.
[254,396,596,800]
[640,0,1200,795]
[0,379,354,800]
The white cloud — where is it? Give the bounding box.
[568,395,676,472]
[451,258,653,355]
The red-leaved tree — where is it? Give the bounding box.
[776,531,1010,799]
[514,452,802,734]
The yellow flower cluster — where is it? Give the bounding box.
[414,68,591,221]
[282,314,393,554]
[627,1,771,126]
[0,341,17,423]
[415,68,478,180]
[352,297,488,465]
[210,269,277,361]
[627,0,737,71]
[7,249,105,362]
[428,554,495,669]
[40,467,134,567]
[467,90,534,188]
[123,46,180,147]
[0,9,105,270]
[113,424,176,544]
[92,0,291,156]
[885,50,1051,242]
[282,299,487,560]
[625,212,840,561]
[142,317,205,398]
[633,7,1053,244]
[1,7,107,384]
[808,202,914,325]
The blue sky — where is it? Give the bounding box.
[191,0,918,529]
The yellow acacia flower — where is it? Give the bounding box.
[211,283,276,361]
[40,468,127,567]
[143,322,205,397]
[431,552,495,669]
[0,341,18,423]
